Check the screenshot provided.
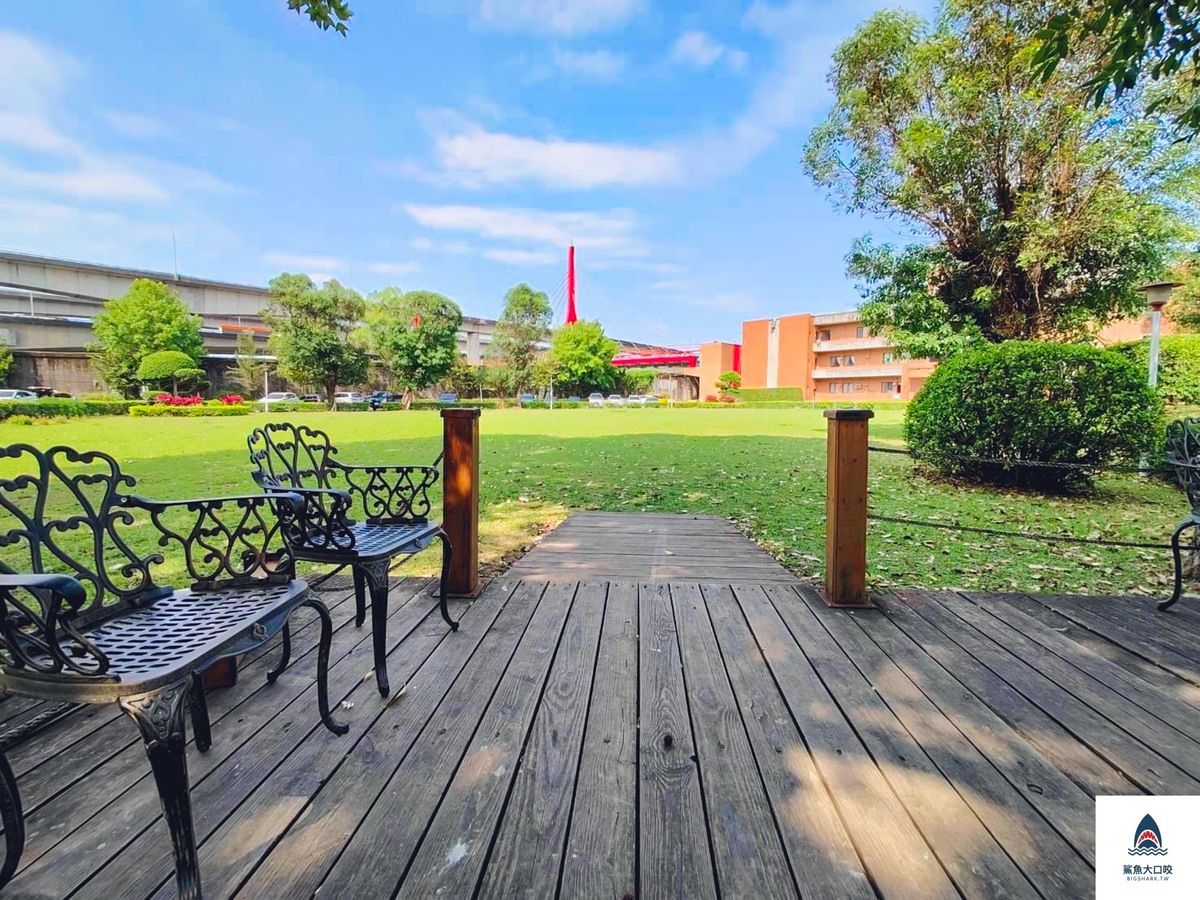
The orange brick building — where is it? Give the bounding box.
[739,310,935,401]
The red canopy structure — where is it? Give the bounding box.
[611,353,698,367]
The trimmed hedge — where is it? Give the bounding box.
[906,341,1162,490]
[1111,334,1200,405]
[0,399,141,420]
[130,403,252,417]
[735,387,809,402]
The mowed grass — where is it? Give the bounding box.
[0,407,1186,596]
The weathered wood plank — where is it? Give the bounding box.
[948,591,1200,749]
[983,592,1200,708]
[904,589,1200,795]
[699,584,872,900]
[394,582,579,899]
[559,582,638,900]
[476,582,607,899]
[233,579,544,900]
[876,589,1141,798]
[770,585,1038,897]
[670,583,798,899]
[638,581,718,900]
[792,586,1093,895]
[848,598,1099,864]
[731,584,958,899]
[510,562,797,581]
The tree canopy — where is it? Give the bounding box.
[287,0,352,34]
[261,273,370,407]
[0,338,12,385]
[90,279,205,397]
[362,289,463,402]
[805,0,1197,359]
[1035,0,1200,134]
[490,283,552,396]
[548,321,619,394]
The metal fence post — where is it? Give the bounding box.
[441,407,482,597]
[824,408,874,607]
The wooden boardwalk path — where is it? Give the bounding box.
[2,516,1198,897]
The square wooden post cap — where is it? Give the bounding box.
[823,408,875,420]
[440,407,482,419]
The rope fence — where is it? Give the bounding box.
[867,444,1156,474]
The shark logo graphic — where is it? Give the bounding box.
[1129,814,1169,856]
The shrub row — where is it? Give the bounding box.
[1111,334,1200,405]
[129,403,253,417]
[0,399,141,420]
[734,387,809,402]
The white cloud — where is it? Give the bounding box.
[403,203,647,260]
[551,48,626,80]
[649,279,693,292]
[367,261,421,275]
[262,251,344,271]
[670,31,748,72]
[411,237,472,254]
[483,248,558,266]
[0,31,237,206]
[476,0,640,36]
[689,291,757,313]
[103,110,167,140]
[415,114,678,190]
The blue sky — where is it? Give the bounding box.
[0,0,930,345]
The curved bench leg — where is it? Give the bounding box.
[0,749,25,890]
[119,680,200,900]
[302,596,350,735]
[189,672,212,753]
[359,560,393,698]
[267,621,291,683]
[352,566,368,628]
[1161,520,1194,611]
[436,530,458,631]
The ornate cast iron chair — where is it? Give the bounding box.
[1163,417,1200,610]
[247,422,454,698]
[0,443,348,899]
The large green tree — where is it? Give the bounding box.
[288,1,352,34]
[261,273,370,407]
[229,331,267,396]
[90,279,205,397]
[490,283,552,396]
[805,0,1196,359]
[548,321,619,394]
[363,289,463,404]
[0,338,12,386]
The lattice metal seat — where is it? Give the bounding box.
[248,422,455,698]
[0,443,349,900]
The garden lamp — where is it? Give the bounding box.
[1137,281,1181,388]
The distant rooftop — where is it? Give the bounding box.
[0,248,272,296]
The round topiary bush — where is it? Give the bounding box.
[137,350,196,383]
[905,341,1163,490]
[1111,333,1200,405]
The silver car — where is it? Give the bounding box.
[0,390,38,401]
[606,394,625,406]
[588,393,605,407]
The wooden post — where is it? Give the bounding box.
[823,408,873,607]
[441,407,482,597]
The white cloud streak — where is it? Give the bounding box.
[670,31,747,71]
[551,48,626,80]
[476,0,641,36]
[483,248,558,266]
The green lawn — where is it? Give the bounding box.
[0,407,1185,596]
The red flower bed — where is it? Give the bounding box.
[218,394,244,405]
[153,393,204,406]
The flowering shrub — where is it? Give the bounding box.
[705,394,718,402]
[218,394,244,405]
[153,393,204,406]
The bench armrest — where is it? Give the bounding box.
[329,462,439,525]
[0,573,110,676]
[120,492,307,589]
[259,484,358,554]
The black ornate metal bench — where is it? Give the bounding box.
[1164,417,1200,610]
[247,422,454,698]
[0,443,347,899]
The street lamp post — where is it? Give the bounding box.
[1136,281,1182,388]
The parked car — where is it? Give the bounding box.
[588,393,605,407]
[567,396,581,403]
[298,394,326,403]
[606,394,625,406]
[260,391,299,403]
[0,389,37,401]
[334,391,365,404]
[626,395,650,407]
[437,392,458,403]
[26,386,71,398]
[368,391,400,409]
[518,393,537,407]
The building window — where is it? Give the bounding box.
[830,356,841,367]
[817,329,831,341]
[856,326,868,338]
[880,381,895,393]
[882,352,894,364]
[845,355,856,366]
[829,383,840,394]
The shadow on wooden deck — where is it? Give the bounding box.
[2,514,1198,898]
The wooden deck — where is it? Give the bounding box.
[2,518,1199,898]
